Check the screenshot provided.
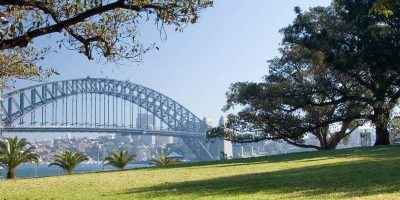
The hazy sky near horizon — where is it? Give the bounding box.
[12,0,331,126]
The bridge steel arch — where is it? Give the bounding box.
[0,77,212,161]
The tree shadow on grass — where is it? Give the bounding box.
[111,147,400,199]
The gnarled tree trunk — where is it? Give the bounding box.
[318,137,340,150]
[316,123,353,151]
[316,127,340,151]
[324,139,340,150]
[373,107,391,146]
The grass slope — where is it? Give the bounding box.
[1,146,400,199]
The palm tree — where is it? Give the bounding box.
[0,137,40,179]
[104,150,136,170]
[49,151,88,175]
[150,153,181,167]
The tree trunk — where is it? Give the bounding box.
[318,139,326,150]
[325,140,339,150]
[7,169,16,179]
[373,107,391,146]
[319,138,339,150]
[375,122,390,145]
[316,128,339,150]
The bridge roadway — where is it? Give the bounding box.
[1,127,205,137]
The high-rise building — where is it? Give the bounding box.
[136,113,154,129]
[133,113,183,148]
[136,113,154,145]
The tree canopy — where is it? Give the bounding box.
[208,0,400,148]
[0,0,213,82]
[208,44,367,150]
[282,0,400,145]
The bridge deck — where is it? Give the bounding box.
[1,127,204,137]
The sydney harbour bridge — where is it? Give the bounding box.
[0,77,214,161]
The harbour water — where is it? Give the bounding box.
[0,163,152,179]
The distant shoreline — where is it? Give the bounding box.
[0,163,152,179]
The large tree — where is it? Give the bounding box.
[207,44,368,151]
[0,0,213,81]
[210,1,399,147]
[282,0,400,145]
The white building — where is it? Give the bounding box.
[208,116,233,160]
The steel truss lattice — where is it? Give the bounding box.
[0,77,212,161]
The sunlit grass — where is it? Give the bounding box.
[1,146,400,199]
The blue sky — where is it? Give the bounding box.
[15,0,331,126]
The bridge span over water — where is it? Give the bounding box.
[0,77,213,161]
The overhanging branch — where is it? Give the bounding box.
[0,0,178,50]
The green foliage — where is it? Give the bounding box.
[49,151,89,175]
[388,117,400,143]
[0,0,213,82]
[213,0,399,147]
[369,0,400,17]
[0,137,40,179]
[150,153,180,167]
[0,48,58,85]
[1,146,400,199]
[283,0,400,145]
[104,150,136,170]
[209,37,366,151]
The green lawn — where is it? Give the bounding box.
[1,146,400,199]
